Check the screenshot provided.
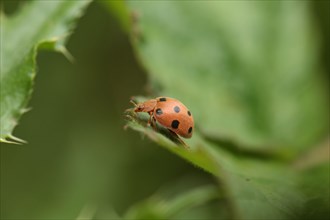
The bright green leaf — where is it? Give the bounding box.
[116,1,329,219]
[124,184,224,220]
[0,0,91,143]
[124,1,328,153]
[125,106,305,220]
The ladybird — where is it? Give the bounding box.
[132,97,194,138]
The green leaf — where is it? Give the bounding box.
[0,0,91,143]
[125,108,306,220]
[124,1,328,153]
[124,184,223,220]
[299,163,330,220]
[100,0,130,32]
[295,143,330,220]
[118,1,329,219]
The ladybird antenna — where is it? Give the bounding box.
[130,99,138,107]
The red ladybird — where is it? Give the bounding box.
[132,97,194,138]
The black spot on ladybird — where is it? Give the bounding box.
[187,110,191,116]
[174,106,180,113]
[188,127,193,133]
[171,120,180,129]
[156,108,163,115]
[159,97,167,102]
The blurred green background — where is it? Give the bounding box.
[1,1,329,220]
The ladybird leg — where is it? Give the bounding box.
[147,112,151,125]
[167,129,189,149]
[147,113,155,128]
[151,116,157,131]
[147,112,155,128]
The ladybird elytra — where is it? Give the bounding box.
[133,97,194,138]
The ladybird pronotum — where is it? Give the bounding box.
[133,97,194,138]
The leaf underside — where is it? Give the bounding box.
[126,1,328,154]
[117,1,329,219]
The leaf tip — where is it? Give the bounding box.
[58,46,75,63]
[0,135,27,145]
[8,134,27,144]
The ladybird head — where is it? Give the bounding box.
[131,99,157,113]
[130,99,146,112]
[134,103,145,112]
